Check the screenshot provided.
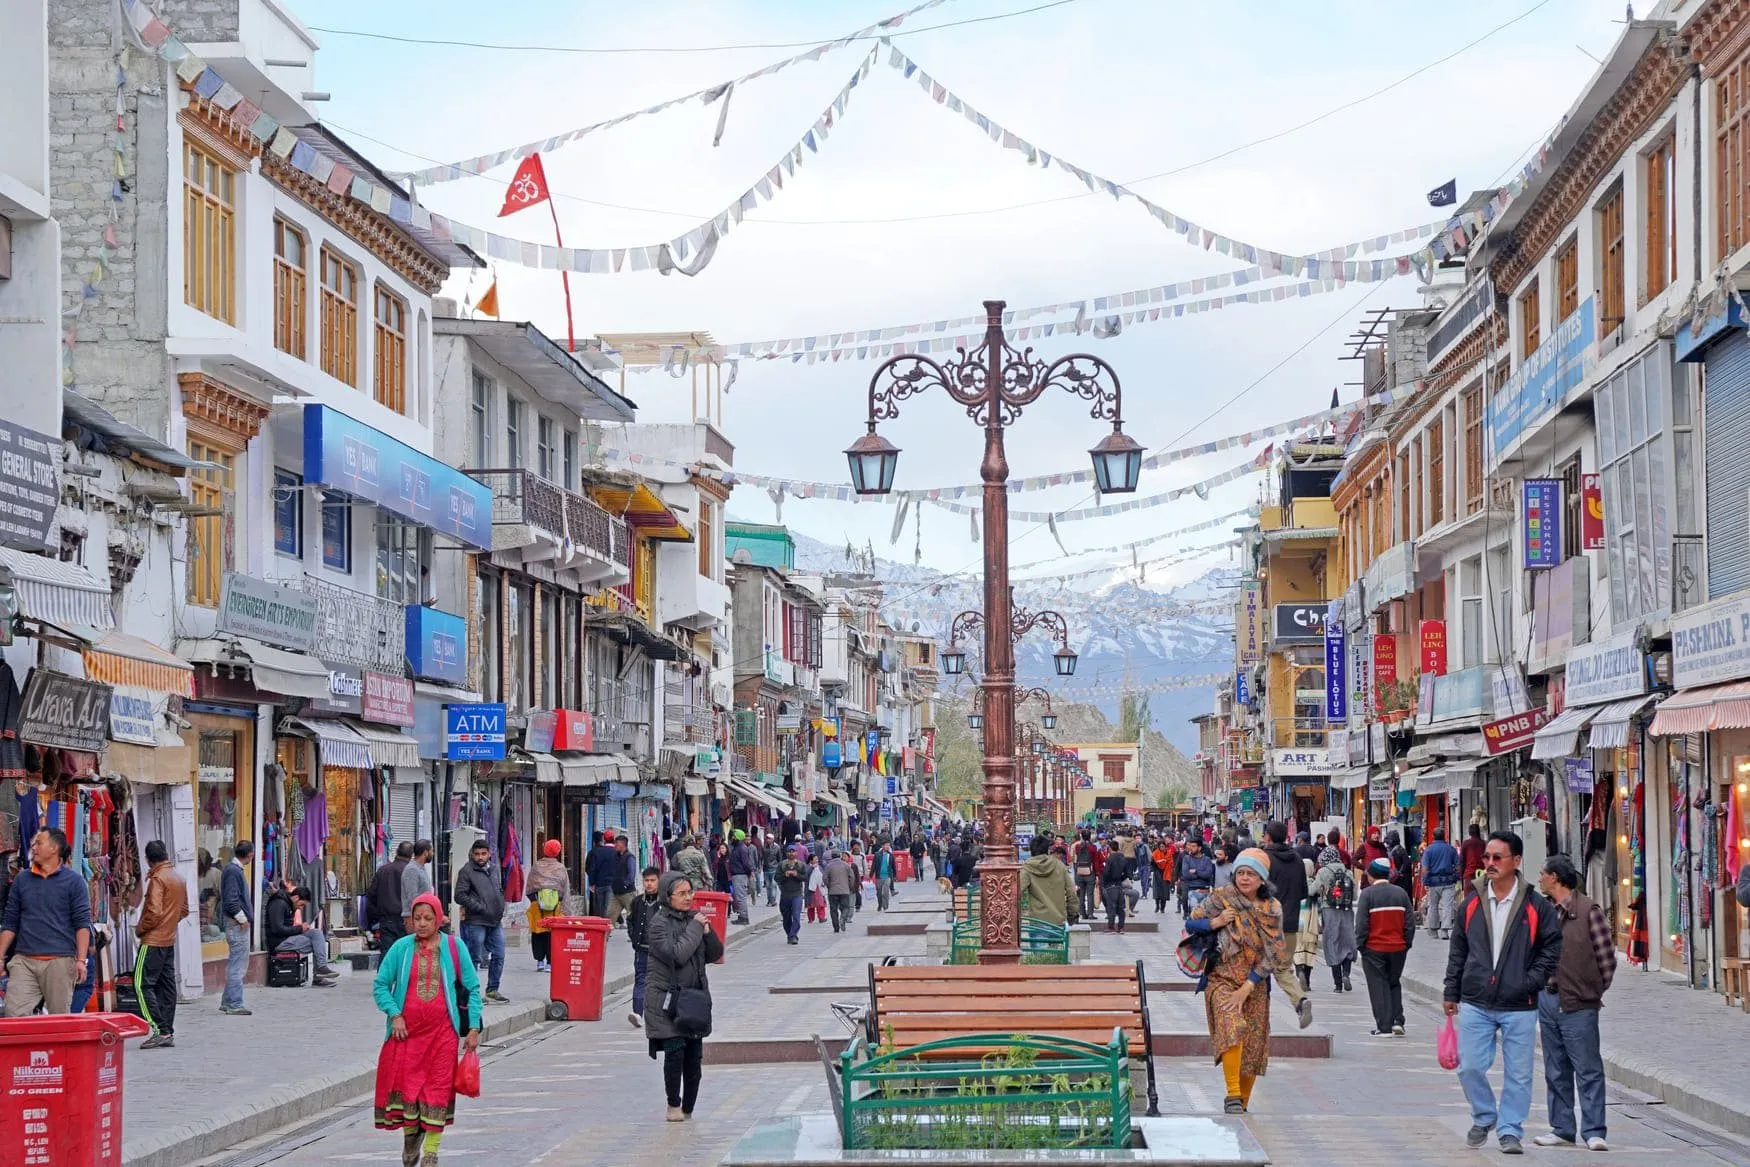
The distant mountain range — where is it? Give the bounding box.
[783,529,1237,756]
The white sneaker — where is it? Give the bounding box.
[1532,1134,1574,1147]
[1586,1137,1608,1151]
[628,1011,643,1028]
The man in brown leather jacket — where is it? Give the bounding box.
[135,840,189,1048]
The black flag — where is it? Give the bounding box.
[1331,387,1341,410]
[1427,179,1458,207]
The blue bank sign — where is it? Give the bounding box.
[1487,296,1595,470]
[445,703,507,760]
[302,404,491,550]
[406,605,467,687]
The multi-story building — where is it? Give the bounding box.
[1,0,58,437]
[1059,741,1142,823]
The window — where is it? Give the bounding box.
[1646,135,1676,299]
[1460,556,1484,669]
[1598,186,1625,338]
[698,499,716,579]
[273,469,303,557]
[1518,279,1540,359]
[1718,53,1750,259]
[1410,442,1424,537]
[562,430,577,491]
[320,249,359,386]
[1463,385,1484,515]
[321,496,352,571]
[273,219,306,358]
[1558,454,1583,562]
[540,587,559,708]
[1100,757,1127,785]
[537,416,555,481]
[470,371,492,467]
[186,439,235,606]
[507,580,533,711]
[477,568,501,702]
[505,400,523,468]
[1398,453,1411,541]
[1555,239,1579,323]
[376,514,430,605]
[183,141,236,323]
[1427,417,1445,527]
[1596,346,1673,622]
[373,284,407,413]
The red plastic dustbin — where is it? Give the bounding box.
[691,890,731,963]
[544,916,613,1021]
[0,1011,150,1166]
[894,852,914,882]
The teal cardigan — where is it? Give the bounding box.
[372,932,483,1038]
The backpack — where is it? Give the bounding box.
[535,887,561,912]
[1325,869,1356,911]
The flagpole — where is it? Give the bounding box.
[547,200,577,353]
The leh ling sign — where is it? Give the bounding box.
[1670,593,1750,689]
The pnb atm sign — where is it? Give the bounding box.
[445,703,507,760]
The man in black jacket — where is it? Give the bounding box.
[1262,821,1314,1028]
[625,865,662,1028]
[264,884,337,986]
[454,841,508,1002]
[1443,830,1564,1156]
[367,841,411,949]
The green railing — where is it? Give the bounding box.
[947,916,1069,965]
[839,1030,1132,1150]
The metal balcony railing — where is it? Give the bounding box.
[469,467,630,567]
[564,488,631,566]
[1673,534,1704,614]
[1270,716,1328,749]
[664,703,715,745]
[302,575,405,672]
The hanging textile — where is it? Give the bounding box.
[296,791,329,865]
[502,818,524,903]
[0,662,25,780]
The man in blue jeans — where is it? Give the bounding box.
[625,866,661,1027]
[1532,854,1615,1152]
[1443,829,1564,1155]
[454,840,508,1002]
[219,840,254,1016]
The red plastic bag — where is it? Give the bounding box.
[1437,1016,1460,1071]
[454,1049,481,1098]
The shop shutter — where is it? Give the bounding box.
[387,783,420,850]
[1705,329,1750,597]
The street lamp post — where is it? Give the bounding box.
[845,300,1142,963]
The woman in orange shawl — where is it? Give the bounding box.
[1185,847,1284,1115]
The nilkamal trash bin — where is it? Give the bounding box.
[691,890,731,963]
[0,1011,150,1166]
[894,852,914,882]
[544,916,613,1021]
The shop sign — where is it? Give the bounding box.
[363,671,415,726]
[1523,479,1563,570]
[217,572,319,652]
[20,670,112,752]
[1374,635,1397,697]
[1324,619,1346,721]
[1490,667,1531,718]
[1488,295,1595,470]
[524,709,556,753]
[775,710,802,734]
[1481,707,1550,755]
[1669,591,1750,689]
[108,685,166,747]
[1364,540,1416,610]
[404,605,467,686]
[1581,473,1605,550]
[1563,756,1595,794]
[445,702,506,760]
[1424,666,1487,724]
[1234,671,1250,706]
[1368,773,1395,801]
[551,708,594,752]
[313,662,363,715]
[0,416,60,552]
[1327,728,1348,770]
[412,698,447,760]
[1349,725,1370,766]
[606,780,638,801]
[1564,630,1647,707]
[1237,582,1266,665]
[1272,748,1340,777]
[302,403,490,550]
[1528,556,1590,674]
[1369,721,1387,760]
[1342,578,1366,631]
[1074,773,1094,789]
[1272,603,1327,643]
[822,740,842,768]
[1420,620,1447,677]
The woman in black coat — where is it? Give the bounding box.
[641,870,725,1121]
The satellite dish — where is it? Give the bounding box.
[910,621,920,632]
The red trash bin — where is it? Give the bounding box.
[691,890,731,963]
[0,1011,150,1166]
[544,916,613,1021]
[893,852,914,882]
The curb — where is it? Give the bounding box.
[121,912,783,1167]
[1399,966,1750,1138]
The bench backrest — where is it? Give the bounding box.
[870,962,1147,1055]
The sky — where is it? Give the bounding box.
[284,0,1634,588]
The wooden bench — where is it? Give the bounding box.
[866,961,1158,1116]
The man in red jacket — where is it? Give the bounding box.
[1355,856,1414,1037]
[1458,822,1488,883]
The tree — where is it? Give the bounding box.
[1118,691,1153,743]
[931,699,985,799]
[1155,784,1191,810]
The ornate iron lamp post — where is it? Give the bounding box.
[844,300,1141,963]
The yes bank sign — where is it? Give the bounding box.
[445,703,506,760]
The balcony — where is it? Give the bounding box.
[302,575,404,673]
[468,467,629,588]
[588,581,654,628]
[1269,716,1328,749]
[1673,534,1704,614]
[664,703,715,745]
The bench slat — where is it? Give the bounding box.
[879,996,1144,1013]
[875,981,1140,996]
[872,965,1138,981]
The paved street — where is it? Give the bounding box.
[139,883,1750,1167]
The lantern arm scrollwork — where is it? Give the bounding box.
[1010,607,1071,652]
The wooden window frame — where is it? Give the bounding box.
[1645,134,1677,301]
[185,424,240,608]
[272,218,306,359]
[319,247,359,387]
[1555,239,1579,322]
[698,499,715,580]
[1428,418,1445,527]
[1718,53,1750,261]
[372,282,406,413]
[1598,184,1626,338]
[1518,278,1540,359]
[1463,385,1484,515]
[183,140,236,324]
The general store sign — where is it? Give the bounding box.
[20,670,112,752]
[1671,592,1750,689]
[1481,707,1550,755]
[0,416,60,552]
[218,572,319,652]
[1564,630,1646,707]
[1272,748,1340,777]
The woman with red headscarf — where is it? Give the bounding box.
[373,892,482,1166]
[525,839,572,973]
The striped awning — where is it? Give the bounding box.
[346,720,421,769]
[83,631,194,697]
[0,548,114,631]
[1531,705,1600,760]
[515,749,562,785]
[1648,680,1750,736]
[1586,694,1660,750]
[280,717,373,770]
[558,753,637,787]
[181,637,328,700]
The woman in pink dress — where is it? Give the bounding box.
[372,892,481,1166]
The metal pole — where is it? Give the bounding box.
[978,300,1021,964]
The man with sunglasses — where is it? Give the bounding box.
[1442,829,1564,1156]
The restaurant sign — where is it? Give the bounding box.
[20,670,112,752]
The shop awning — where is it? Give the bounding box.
[181,637,328,700]
[814,787,854,812]
[1648,680,1750,736]
[558,753,638,787]
[1422,758,1486,796]
[0,547,114,632]
[683,776,709,796]
[414,680,483,703]
[723,775,793,816]
[280,717,373,770]
[1585,694,1660,750]
[82,630,194,697]
[1397,767,1434,796]
[347,721,421,769]
[103,737,192,785]
[515,749,562,785]
[1530,705,1600,760]
[1330,765,1371,790]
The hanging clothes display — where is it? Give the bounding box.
[0,662,26,780]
